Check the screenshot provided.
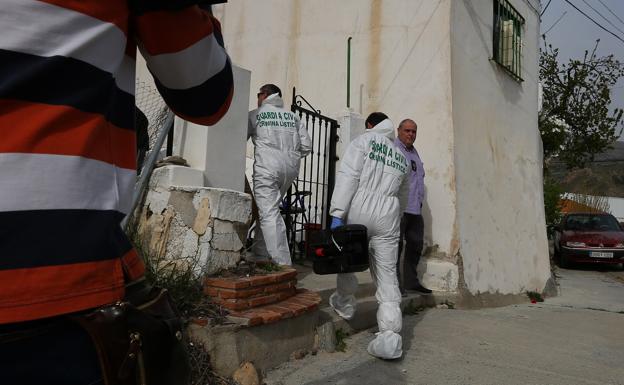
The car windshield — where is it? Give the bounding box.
[564,214,621,232]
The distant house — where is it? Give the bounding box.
[214,0,551,299]
[560,194,624,223]
[560,198,602,214]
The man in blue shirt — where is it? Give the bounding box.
[394,119,432,294]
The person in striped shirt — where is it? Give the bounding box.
[0,1,233,383]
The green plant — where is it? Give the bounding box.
[129,233,204,317]
[539,40,624,170]
[187,342,238,385]
[143,256,204,317]
[257,261,283,273]
[335,328,348,352]
[544,177,563,238]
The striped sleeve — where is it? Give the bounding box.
[133,6,233,126]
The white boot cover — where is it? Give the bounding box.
[329,292,356,320]
[329,273,358,320]
[367,330,403,359]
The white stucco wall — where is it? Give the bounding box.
[174,65,251,192]
[215,0,458,260]
[212,0,550,296]
[450,0,550,294]
[607,197,624,221]
[136,55,250,192]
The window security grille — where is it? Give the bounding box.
[493,0,524,81]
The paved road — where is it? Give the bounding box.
[265,267,624,385]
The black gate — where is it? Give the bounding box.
[284,88,339,259]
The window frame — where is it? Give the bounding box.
[492,0,525,82]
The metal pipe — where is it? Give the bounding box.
[121,111,175,230]
[347,36,352,108]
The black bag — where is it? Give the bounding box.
[72,281,190,385]
[306,224,369,275]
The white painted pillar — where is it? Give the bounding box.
[174,65,251,192]
[336,110,366,171]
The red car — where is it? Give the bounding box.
[553,213,624,269]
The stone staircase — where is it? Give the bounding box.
[190,263,457,377]
[204,268,321,327]
[296,263,457,340]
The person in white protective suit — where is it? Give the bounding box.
[248,84,312,265]
[329,112,409,359]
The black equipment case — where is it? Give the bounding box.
[306,224,369,275]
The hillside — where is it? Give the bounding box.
[550,141,624,198]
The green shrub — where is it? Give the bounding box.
[543,177,563,237]
[335,329,348,352]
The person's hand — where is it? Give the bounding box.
[330,217,344,229]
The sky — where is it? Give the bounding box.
[539,0,624,141]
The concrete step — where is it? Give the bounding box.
[319,291,458,336]
[295,262,377,305]
[194,261,459,377]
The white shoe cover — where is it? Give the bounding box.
[367,330,403,360]
[329,292,356,320]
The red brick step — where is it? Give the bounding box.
[227,289,321,327]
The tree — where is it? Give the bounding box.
[539,40,624,170]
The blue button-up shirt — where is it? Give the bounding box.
[394,138,425,215]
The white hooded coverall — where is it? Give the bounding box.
[248,94,312,265]
[329,118,409,359]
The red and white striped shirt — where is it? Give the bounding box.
[0,0,233,323]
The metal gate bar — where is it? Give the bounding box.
[284,88,339,259]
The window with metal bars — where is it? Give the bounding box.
[492,0,525,81]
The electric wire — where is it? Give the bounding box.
[563,0,624,45]
[541,0,553,17]
[543,11,568,35]
[581,0,624,36]
[597,0,624,27]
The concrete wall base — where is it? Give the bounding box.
[457,290,530,309]
[188,310,319,377]
[418,258,459,293]
[136,165,252,275]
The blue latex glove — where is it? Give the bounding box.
[330,216,345,230]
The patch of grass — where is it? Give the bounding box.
[143,254,204,317]
[257,261,283,272]
[335,328,348,352]
[188,342,238,385]
[129,232,234,384]
[527,291,544,303]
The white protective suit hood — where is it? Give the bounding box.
[368,118,395,140]
[261,92,284,108]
